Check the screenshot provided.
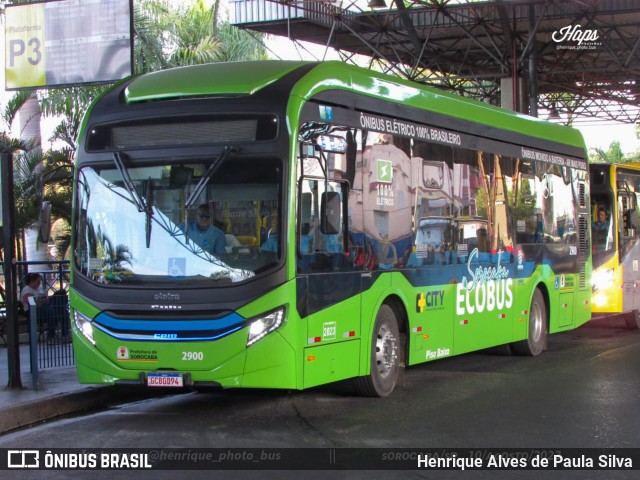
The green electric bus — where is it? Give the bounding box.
[71,61,591,396]
[590,162,640,328]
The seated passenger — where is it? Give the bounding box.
[182,204,226,255]
[260,211,279,253]
[396,245,422,267]
[593,207,609,233]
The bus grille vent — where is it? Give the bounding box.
[580,263,587,289]
[579,182,587,208]
[578,215,589,260]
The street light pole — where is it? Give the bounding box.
[1,152,22,389]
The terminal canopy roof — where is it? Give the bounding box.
[231,0,640,125]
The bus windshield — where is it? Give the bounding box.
[74,156,282,286]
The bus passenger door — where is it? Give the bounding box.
[297,178,362,388]
[618,190,640,312]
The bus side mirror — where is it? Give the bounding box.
[625,209,637,228]
[38,201,52,244]
[321,191,340,235]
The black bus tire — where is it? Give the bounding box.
[511,289,547,356]
[354,304,400,397]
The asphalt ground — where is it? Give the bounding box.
[0,345,169,435]
[0,315,636,436]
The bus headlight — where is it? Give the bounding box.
[247,307,285,347]
[592,269,614,292]
[593,292,608,308]
[74,310,96,345]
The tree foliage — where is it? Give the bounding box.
[590,141,630,164]
[589,141,640,164]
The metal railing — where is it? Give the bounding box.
[16,260,70,296]
[2,260,72,390]
[28,294,74,389]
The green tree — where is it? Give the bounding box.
[163,0,266,67]
[590,141,626,164]
[38,87,107,150]
[41,148,75,259]
[133,0,172,73]
[211,21,268,63]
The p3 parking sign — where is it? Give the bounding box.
[5,3,46,89]
[4,0,132,90]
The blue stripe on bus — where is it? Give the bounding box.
[94,312,247,332]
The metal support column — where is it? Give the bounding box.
[528,4,538,118]
[1,152,22,388]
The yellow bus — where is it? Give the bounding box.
[590,162,640,328]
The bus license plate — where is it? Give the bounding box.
[147,372,183,388]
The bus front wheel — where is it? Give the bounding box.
[354,304,401,397]
[625,310,640,329]
[511,289,547,356]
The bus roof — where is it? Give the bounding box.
[124,61,310,101]
[123,60,585,153]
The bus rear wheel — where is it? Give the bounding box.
[511,289,547,356]
[354,304,401,397]
[625,310,640,329]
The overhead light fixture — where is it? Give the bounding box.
[368,0,387,8]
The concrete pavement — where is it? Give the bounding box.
[0,344,158,435]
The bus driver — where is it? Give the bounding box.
[182,204,226,255]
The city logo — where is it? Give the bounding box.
[117,346,129,360]
[417,290,445,313]
[417,293,426,313]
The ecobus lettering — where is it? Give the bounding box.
[456,249,513,315]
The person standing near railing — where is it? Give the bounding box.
[20,273,57,339]
[20,273,47,312]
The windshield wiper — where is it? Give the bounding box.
[145,177,153,248]
[184,145,238,209]
[113,152,146,212]
[113,152,155,248]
